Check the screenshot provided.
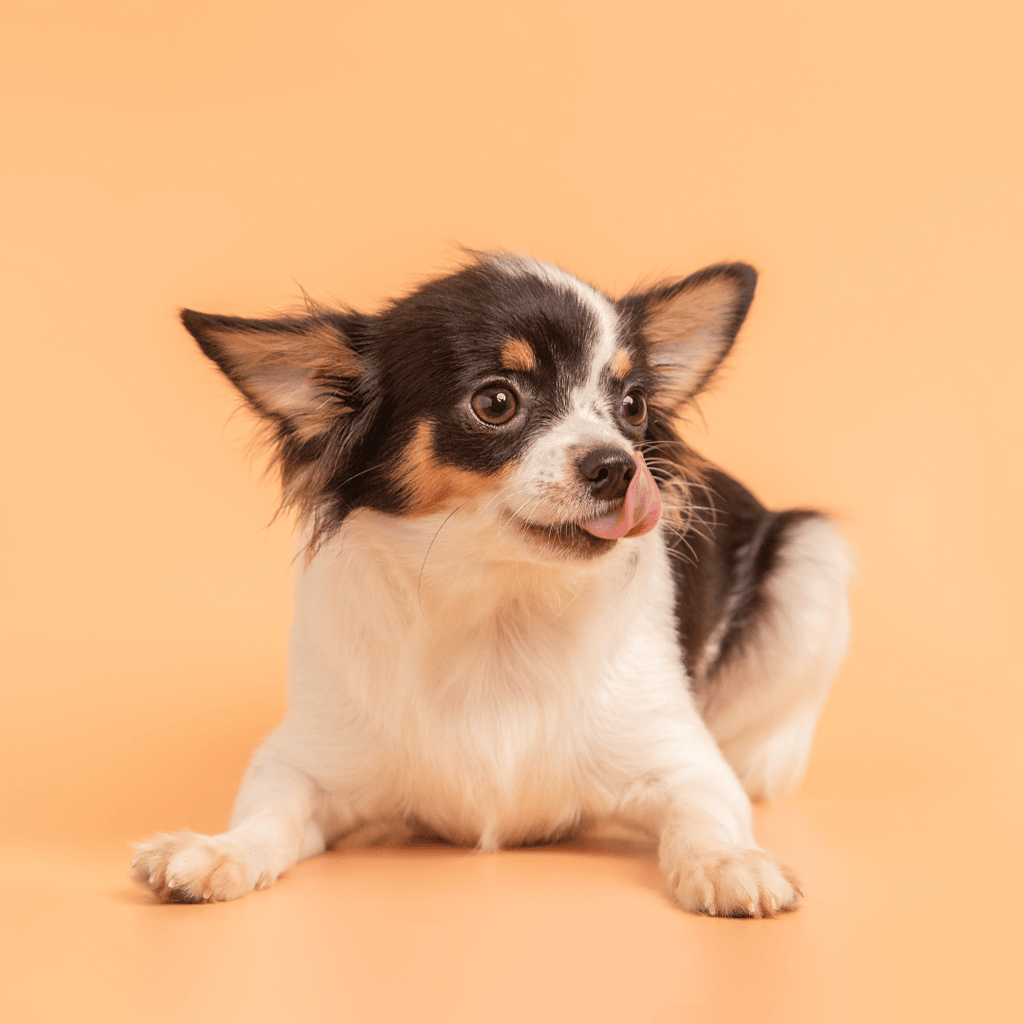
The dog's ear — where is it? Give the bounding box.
[620,263,756,413]
[181,310,367,443]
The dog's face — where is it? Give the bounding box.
[182,254,755,561]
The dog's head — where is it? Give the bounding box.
[182,253,755,561]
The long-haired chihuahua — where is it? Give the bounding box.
[132,253,851,917]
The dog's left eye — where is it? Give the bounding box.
[621,389,647,426]
[471,385,519,425]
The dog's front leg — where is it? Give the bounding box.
[131,757,322,903]
[656,798,804,918]
[621,734,803,917]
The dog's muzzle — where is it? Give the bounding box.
[581,450,662,540]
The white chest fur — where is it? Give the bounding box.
[274,509,685,849]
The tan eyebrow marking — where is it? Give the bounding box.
[611,347,633,379]
[500,337,538,373]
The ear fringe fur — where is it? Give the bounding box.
[181,307,378,556]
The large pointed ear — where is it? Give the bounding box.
[181,309,367,442]
[620,263,756,413]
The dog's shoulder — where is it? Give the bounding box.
[669,467,820,683]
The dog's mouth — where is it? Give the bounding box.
[511,517,618,559]
[512,452,663,557]
[504,451,662,560]
[510,457,661,558]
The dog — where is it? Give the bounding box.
[132,252,851,916]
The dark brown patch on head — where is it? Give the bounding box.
[500,337,538,373]
[396,419,503,514]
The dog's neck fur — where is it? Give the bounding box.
[294,506,671,717]
[327,504,647,624]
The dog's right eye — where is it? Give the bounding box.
[471,385,519,425]
[621,389,648,427]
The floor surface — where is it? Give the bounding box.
[4,771,1019,1023]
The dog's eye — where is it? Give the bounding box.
[471,385,519,425]
[621,389,647,426]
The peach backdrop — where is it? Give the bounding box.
[2,1,1021,1021]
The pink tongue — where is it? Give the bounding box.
[583,450,662,540]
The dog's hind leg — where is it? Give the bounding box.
[131,752,325,903]
[691,512,853,801]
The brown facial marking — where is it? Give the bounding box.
[499,337,538,373]
[397,420,501,514]
[611,347,633,379]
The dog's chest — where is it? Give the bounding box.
[299,527,667,848]
[384,604,613,846]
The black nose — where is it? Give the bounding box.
[577,447,636,501]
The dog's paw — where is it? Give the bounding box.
[667,847,804,918]
[131,832,255,904]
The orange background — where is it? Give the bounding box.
[2,1,1022,1021]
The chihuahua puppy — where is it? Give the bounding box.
[132,253,851,916]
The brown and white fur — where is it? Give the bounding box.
[132,253,851,917]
